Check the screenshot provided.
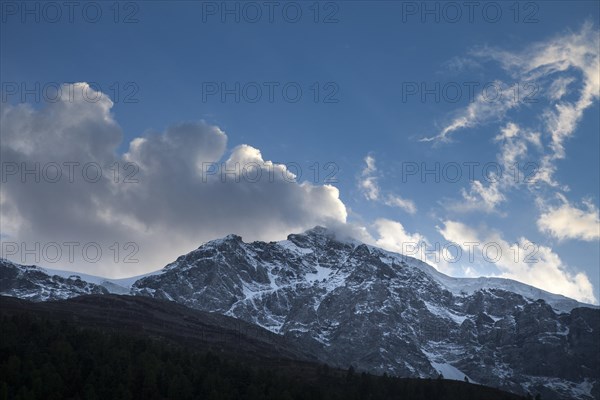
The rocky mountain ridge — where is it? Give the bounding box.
[1,227,598,399]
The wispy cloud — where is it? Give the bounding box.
[358,155,380,201]
[431,24,598,219]
[475,22,599,186]
[358,155,417,214]
[420,81,519,143]
[445,122,541,214]
[384,195,417,215]
[427,22,598,159]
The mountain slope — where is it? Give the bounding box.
[129,227,599,400]
[0,295,528,400]
[1,227,598,399]
[400,255,593,314]
[0,294,319,364]
[0,259,162,297]
[0,259,109,300]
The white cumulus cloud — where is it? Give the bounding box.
[438,220,597,304]
[537,195,600,241]
[0,83,348,277]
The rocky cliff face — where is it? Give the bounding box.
[0,259,108,300]
[129,227,599,400]
[1,227,598,399]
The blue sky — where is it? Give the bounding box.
[1,1,599,303]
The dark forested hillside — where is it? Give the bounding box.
[0,296,530,400]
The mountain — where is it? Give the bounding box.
[0,259,109,300]
[1,227,598,399]
[0,259,158,299]
[0,295,529,400]
[0,294,319,364]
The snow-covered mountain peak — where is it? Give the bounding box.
[2,231,599,400]
[199,233,244,249]
[222,233,243,242]
[302,225,333,237]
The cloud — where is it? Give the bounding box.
[453,181,506,213]
[358,155,417,214]
[537,195,600,241]
[476,22,599,186]
[494,122,542,167]
[427,23,598,192]
[547,76,575,100]
[372,218,457,275]
[359,155,380,201]
[373,218,426,255]
[384,195,417,215]
[444,123,542,214]
[0,83,348,277]
[420,81,519,142]
[439,56,482,74]
[438,220,597,304]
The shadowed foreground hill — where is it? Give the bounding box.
[0,295,528,400]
